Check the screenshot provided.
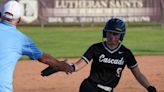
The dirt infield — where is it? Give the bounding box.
[13,56,164,92]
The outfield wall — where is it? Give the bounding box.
[0,0,164,24]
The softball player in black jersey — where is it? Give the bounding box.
[70,18,157,92]
[41,18,157,92]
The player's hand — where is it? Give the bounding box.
[147,86,157,92]
[41,60,75,77]
[56,59,74,74]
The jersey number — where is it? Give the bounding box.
[116,68,123,77]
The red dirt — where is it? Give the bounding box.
[13,56,164,92]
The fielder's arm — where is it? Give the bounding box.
[38,53,60,67]
[40,58,88,76]
[38,53,74,74]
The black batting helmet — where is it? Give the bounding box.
[103,18,126,41]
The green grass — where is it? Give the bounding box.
[124,26,164,55]
[18,26,164,58]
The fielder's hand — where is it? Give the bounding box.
[41,60,75,77]
[57,60,74,74]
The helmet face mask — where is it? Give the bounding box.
[103,18,126,41]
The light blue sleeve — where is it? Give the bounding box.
[22,37,43,60]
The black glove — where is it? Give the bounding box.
[147,86,157,92]
[41,66,60,77]
[41,64,75,77]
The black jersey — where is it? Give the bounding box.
[82,42,138,88]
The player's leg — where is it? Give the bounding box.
[80,79,114,92]
[79,79,99,92]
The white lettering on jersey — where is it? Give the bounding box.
[99,54,124,65]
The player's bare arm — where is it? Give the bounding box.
[38,53,60,66]
[38,53,74,73]
[73,59,88,72]
[40,58,88,76]
[131,66,157,92]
